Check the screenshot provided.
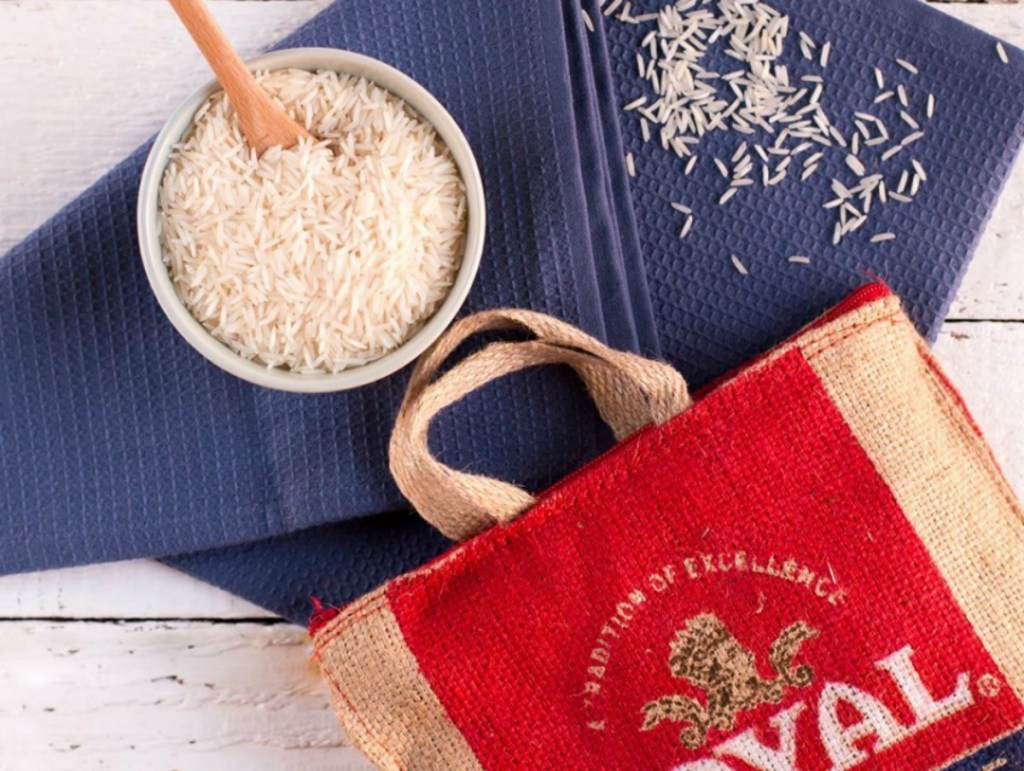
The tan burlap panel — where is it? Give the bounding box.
[315,589,483,770]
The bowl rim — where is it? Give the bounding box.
[137,47,485,393]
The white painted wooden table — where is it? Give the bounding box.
[0,2,1021,769]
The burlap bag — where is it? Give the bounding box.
[310,283,1024,770]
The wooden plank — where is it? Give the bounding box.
[934,322,1024,492]
[951,166,1024,320]
[935,5,1024,319]
[0,0,331,255]
[0,1,1022,318]
[0,619,372,770]
[0,559,274,619]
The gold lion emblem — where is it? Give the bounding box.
[641,613,818,749]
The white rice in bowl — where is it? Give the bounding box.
[158,68,467,374]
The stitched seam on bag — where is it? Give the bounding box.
[313,589,390,649]
[315,603,387,650]
[313,595,410,771]
[800,313,903,362]
[319,661,407,771]
[919,346,1024,530]
[314,592,386,639]
[314,593,391,651]
[801,314,1024,567]
[800,311,1022,519]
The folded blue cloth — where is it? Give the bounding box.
[3,0,1023,625]
[172,0,1024,625]
[0,0,652,574]
[164,0,646,622]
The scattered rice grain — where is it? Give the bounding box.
[881,145,903,161]
[896,58,918,75]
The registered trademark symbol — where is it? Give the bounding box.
[976,673,1002,698]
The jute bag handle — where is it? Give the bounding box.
[389,309,692,541]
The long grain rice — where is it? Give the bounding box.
[895,58,918,75]
[158,69,467,374]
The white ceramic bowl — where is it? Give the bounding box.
[138,48,485,393]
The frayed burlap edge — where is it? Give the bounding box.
[314,587,483,771]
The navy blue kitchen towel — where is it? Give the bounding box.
[3,0,1024,624]
[170,513,451,624]
[168,0,1024,625]
[0,0,655,573]
[163,0,643,622]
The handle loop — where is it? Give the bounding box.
[389,310,691,541]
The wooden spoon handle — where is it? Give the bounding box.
[167,0,312,155]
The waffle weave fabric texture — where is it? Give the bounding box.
[164,0,650,620]
[1,0,1023,623]
[0,0,651,574]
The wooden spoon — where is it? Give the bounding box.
[168,0,314,155]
